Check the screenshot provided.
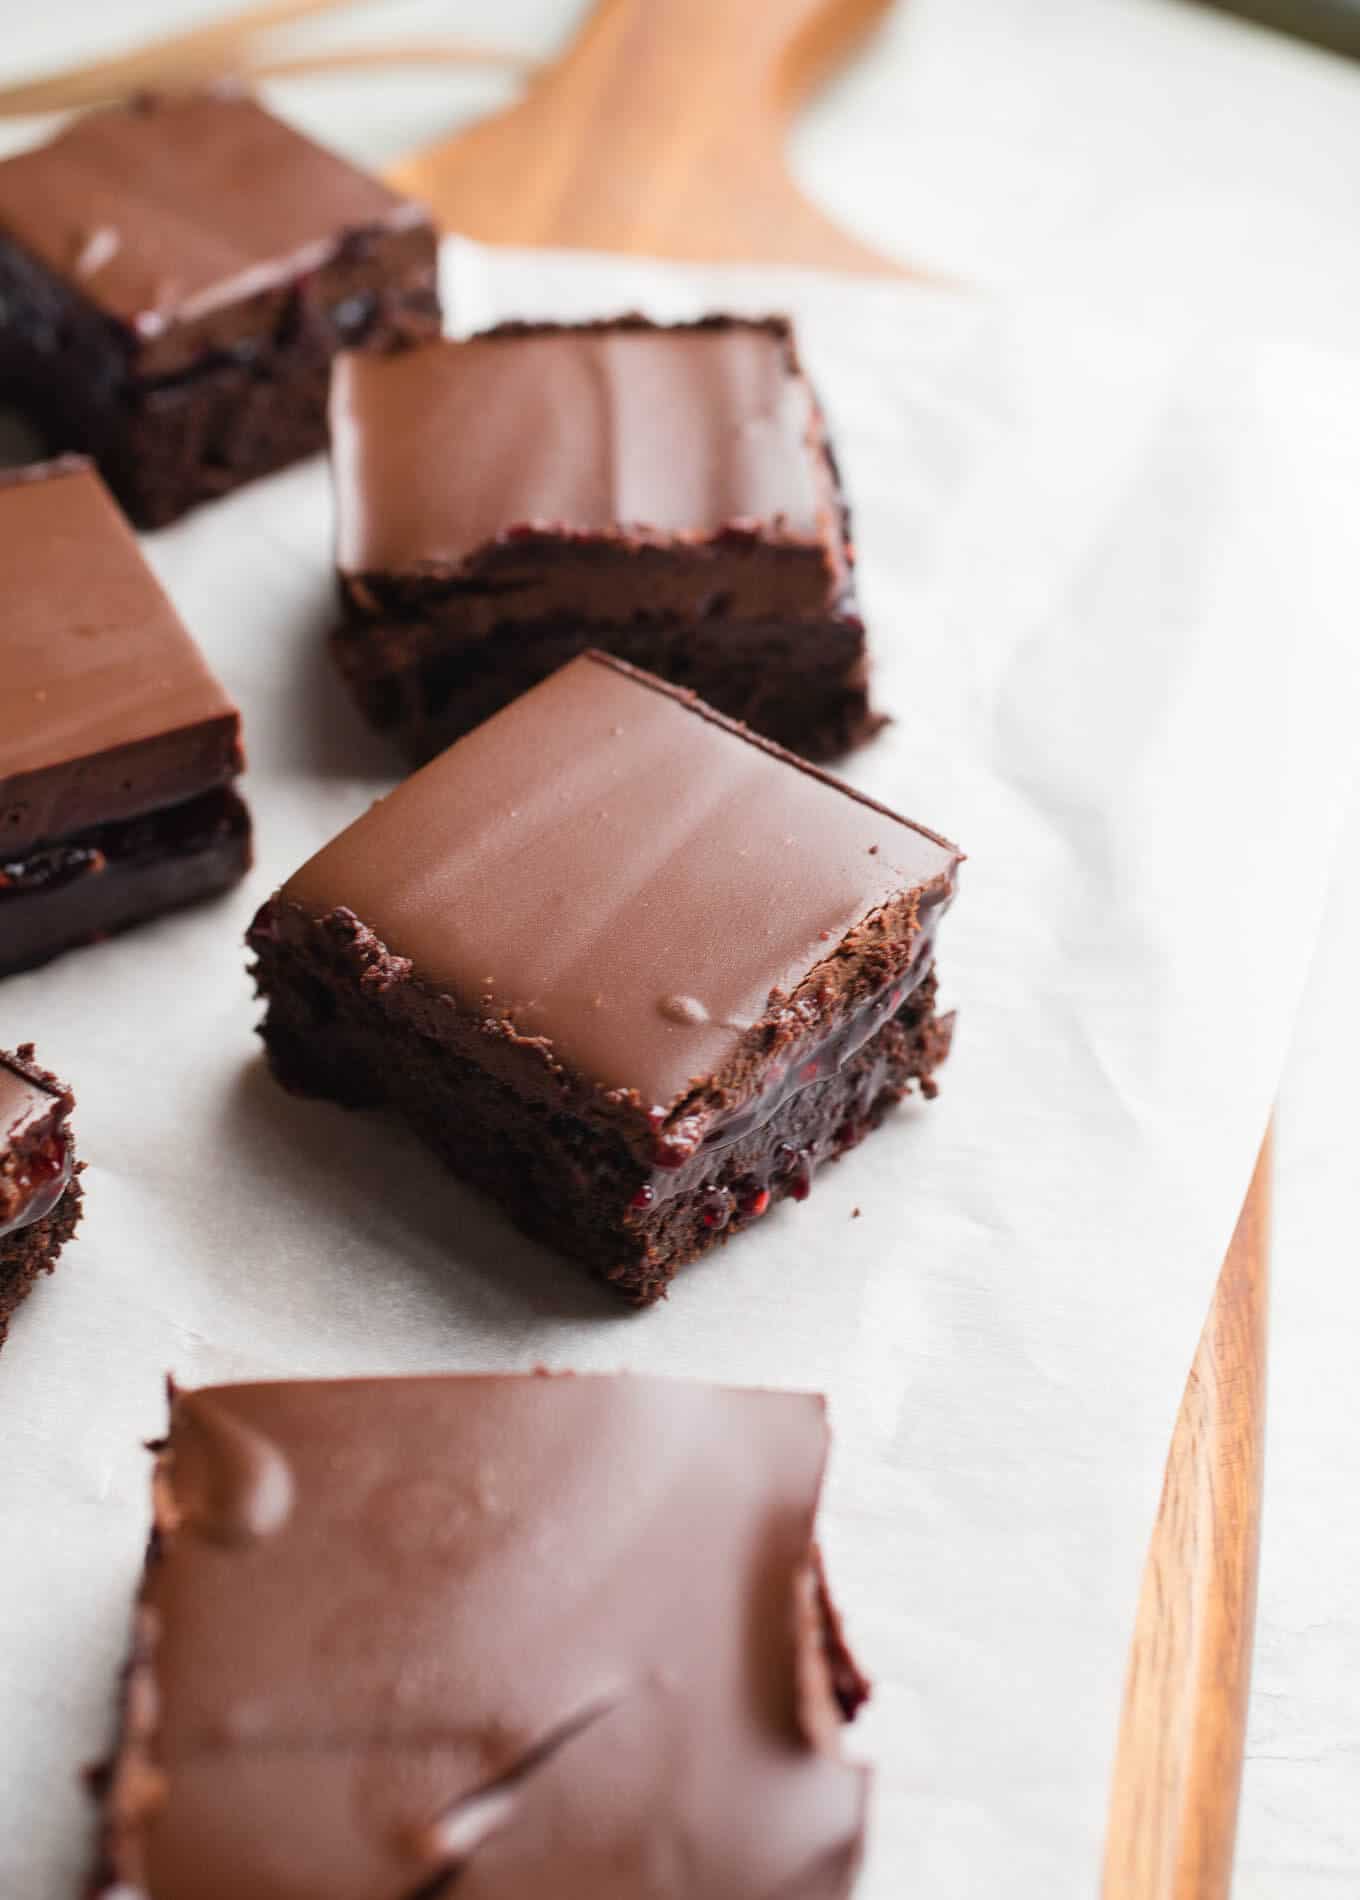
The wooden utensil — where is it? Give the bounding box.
[1104,1139,1268,1900]
[394,5,1269,1894]
[387,0,903,273]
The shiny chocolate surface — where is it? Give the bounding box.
[0,460,242,854]
[281,652,960,1118]
[0,91,428,340]
[98,1372,868,1899]
[331,317,840,575]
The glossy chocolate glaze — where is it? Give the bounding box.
[96,1373,868,1899]
[0,91,429,346]
[0,460,243,854]
[0,1048,74,1240]
[280,652,959,1126]
[331,317,844,577]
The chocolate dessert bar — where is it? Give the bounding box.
[0,1045,82,1348]
[0,90,439,528]
[328,315,880,763]
[0,460,251,974]
[249,652,958,1303]
[91,1372,869,1898]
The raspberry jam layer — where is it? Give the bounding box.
[640,889,949,1206]
[0,785,251,977]
[0,787,244,900]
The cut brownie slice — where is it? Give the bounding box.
[328,315,881,763]
[91,1372,869,1898]
[0,89,440,528]
[0,459,251,974]
[248,652,959,1302]
[0,1045,82,1348]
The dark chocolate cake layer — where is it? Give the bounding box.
[0,91,439,527]
[328,317,880,763]
[1,787,252,977]
[249,653,960,1300]
[92,1373,869,1898]
[0,1182,83,1346]
[332,600,877,767]
[258,943,951,1302]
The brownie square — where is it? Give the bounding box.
[0,459,251,974]
[328,315,881,763]
[248,652,958,1302]
[0,1044,82,1348]
[0,90,440,528]
[91,1372,869,1898]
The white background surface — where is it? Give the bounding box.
[2,2,1358,1893]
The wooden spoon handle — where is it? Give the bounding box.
[388,0,902,272]
[1103,1133,1269,1900]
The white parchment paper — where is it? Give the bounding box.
[2,242,1358,1897]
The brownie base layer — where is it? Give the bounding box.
[332,607,880,766]
[0,232,439,529]
[252,932,952,1304]
[0,1174,82,1348]
[0,787,252,976]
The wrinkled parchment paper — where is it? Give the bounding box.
[2,241,1358,1896]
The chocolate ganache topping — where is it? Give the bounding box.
[330,317,839,575]
[0,460,242,856]
[279,652,961,1151]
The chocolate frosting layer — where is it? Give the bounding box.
[100,1373,868,1899]
[0,90,428,341]
[282,652,959,1115]
[0,460,242,853]
[331,317,840,575]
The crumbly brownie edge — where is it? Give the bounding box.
[0,1171,84,1348]
[0,226,439,529]
[251,909,951,1303]
[331,607,881,766]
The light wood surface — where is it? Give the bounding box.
[393,5,1270,1891]
[1104,1136,1269,1900]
